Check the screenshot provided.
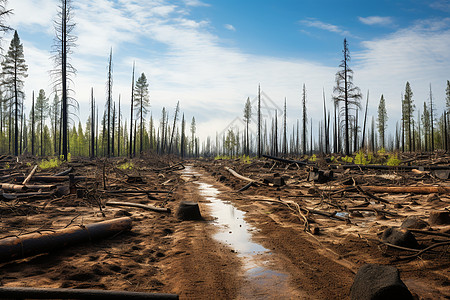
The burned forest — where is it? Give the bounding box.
[0,0,449,299]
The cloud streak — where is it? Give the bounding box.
[358,16,393,26]
[299,18,354,37]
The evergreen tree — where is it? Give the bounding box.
[35,89,49,156]
[377,94,388,149]
[133,73,149,154]
[2,30,28,156]
[402,82,415,151]
[333,38,362,155]
[191,117,196,157]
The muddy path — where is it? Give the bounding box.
[167,165,355,299]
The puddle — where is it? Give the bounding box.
[183,166,294,299]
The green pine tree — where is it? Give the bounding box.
[1,30,28,156]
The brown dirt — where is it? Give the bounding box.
[0,154,449,299]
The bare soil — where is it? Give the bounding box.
[0,154,449,299]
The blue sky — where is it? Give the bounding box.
[5,0,450,142]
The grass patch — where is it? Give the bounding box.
[118,162,134,170]
[386,154,401,166]
[39,158,62,170]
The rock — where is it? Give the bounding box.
[401,216,429,229]
[350,264,413,300]
[272,176,285,187]
[381,227,419,248]
[429,211,450,225]
[176,201,203,221]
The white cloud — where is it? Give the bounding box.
[224,24,236,31]
[184,0,210,7]
[430,0,450,12]
[8,0,55,34]
[299,18,354,37]
[353,20,450,129]
[14,0,450,144]
[358,16,393,26]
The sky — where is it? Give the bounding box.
[4,0,450,142]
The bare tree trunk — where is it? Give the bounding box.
[129,62,135,158]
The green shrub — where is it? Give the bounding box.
[118,162,134,170]
[341,156,353,163]
[308,154,317,162]
[240,155,251,164]
[39,158,61,170]
[386,154,401,166]
[354,150,368,165]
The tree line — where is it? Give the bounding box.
[0,1,448,160]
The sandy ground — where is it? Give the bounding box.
[0,155,449,299]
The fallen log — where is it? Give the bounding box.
[1,191,55,200]
[360,186,450,194]
[1,183,27,192]
[22,165,38,185]
[0,217,132,263]
[224,167,259,184]
[0,287,178,300]
[14,175,86,183]
[106,201,170,213]
[262,154,308,166]
[100,189,172,194]
[53,167,73,176]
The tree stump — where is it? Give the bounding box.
[176,201,203,221]
[350,264,413,300]
[381,227,419,249]
[429,211,450,225]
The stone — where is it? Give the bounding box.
[381,227,419,248]
[429,211,450,225]
[400,216,429,229]
[350,264,413,300]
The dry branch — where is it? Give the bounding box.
[224,167,259,184]
[105,201,170,213]
[22,165,38,185]
[100,189,172,194]
[262,154,308,166]
[361,186,450,194]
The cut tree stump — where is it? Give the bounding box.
[176,201,203,221]
[350,264,413,300]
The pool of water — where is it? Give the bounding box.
[183,166,294,298]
